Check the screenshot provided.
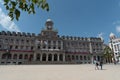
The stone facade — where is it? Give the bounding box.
[109,33,120,63]
[0,19,104,64]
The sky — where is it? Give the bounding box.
[1,0,120,44]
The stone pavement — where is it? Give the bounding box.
[0,64,120,80]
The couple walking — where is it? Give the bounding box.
[95,60,103,70]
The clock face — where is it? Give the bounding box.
[47,26,52,30]
[48,26,52,29]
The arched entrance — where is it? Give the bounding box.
[2,54,6,59]
[54,54,57,61]
[59,54,63,61]
[80,55,83,60]
[48,54,52,61]
[24,54,28,60]
[19,54,23,59]
[29,54,33,61]
[13,54,17,60]
[36,54,40,61]
[42,53,46,61]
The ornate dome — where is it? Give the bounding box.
[46,19,52,22]
[109,32,116,39]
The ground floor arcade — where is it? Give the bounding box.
[0,51,103,64]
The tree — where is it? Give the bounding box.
[103,46,114,63]
[3,0,49,21]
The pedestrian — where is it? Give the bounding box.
[113,58,116,65]
[99,61,103,70]
[95,61,99,70]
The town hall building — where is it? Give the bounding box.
[0,19,104,64]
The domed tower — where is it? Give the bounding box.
[40,19,58,38]
[109,33,116,40]
[45,19,54,30]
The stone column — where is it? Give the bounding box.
[57,54,59,62]
[33,53,36,61]
[56,40,58,49]
[61,41,63,50]
[51,41,53,49]
[46,54,48,62]
[63,54,65,62]
[40,54,42,61]
[11,53,13,59]
[52,54,54,61]
[22,54,24,62]
[89,40,94,64]
[0,53,1,63]
[17,54,19,64]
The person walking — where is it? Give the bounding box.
[99,61,103,70]
[95,60,99,70]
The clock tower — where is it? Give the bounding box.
[40,19,58,38]
[45,19,53,30]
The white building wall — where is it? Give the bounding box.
[109,34,120,62]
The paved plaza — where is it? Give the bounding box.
[0,64,120,80]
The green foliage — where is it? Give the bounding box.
[3,0,49,21]
[103,46,113,63]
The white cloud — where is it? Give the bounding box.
[116,26,120,33]
[113,20,120,33]
[0,1,4,5]
[97,32,104,40]
[0,7,21,32]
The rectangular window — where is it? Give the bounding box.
[26,46,29,50]
[10,39,14,43]
[31,46,34,50]
[16,39,19,44]
[38,46,40,49]
[43,46,46,49]
[21,39,24,44]
[0,38,3,42]
[58,47,61,49]
[5,39,8,43]
[10,45,13,49]
[117,44,120,51]
[15,46,18,49]
[21,46,24,50]
[114,45,117,51]
[0,45,1,48]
